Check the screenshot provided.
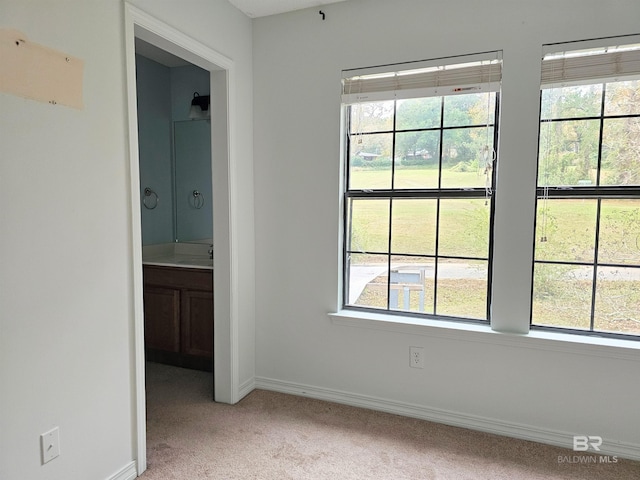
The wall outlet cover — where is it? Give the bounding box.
[410,346,425,369]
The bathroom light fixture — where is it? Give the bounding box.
[189,92,210,119]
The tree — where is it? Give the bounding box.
[539,86,601,186]
[394,93,495,168]
[539,81,640,187]
[602,80,640,185]
[395,97,441,165]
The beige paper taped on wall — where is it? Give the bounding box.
[0,29,84,109]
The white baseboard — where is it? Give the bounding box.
[106,461,137,480]
[254,376,640,461]
[238,377,255,401]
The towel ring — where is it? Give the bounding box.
[192,190,205,209]
[143,187,159,210]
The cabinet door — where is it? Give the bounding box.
[144,286,181,353]
[181,290,213,358]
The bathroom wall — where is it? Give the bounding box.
[136,56,212,245]
[173,119,213,242]
[171,65,213,242]
[136,55,173,245]
[171,65,210,121]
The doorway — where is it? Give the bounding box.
[135,41,214,373]
[124,3,240,475]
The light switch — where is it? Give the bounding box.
[40,427,60,464]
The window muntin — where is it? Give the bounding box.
[532,41,640,337]
[343,56,500,322]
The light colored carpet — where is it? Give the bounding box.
[140,362,639,479]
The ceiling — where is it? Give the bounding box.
[227,0,348,18]
[135,38,192,67]
[136,1,350,66]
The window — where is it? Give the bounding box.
[532,39,640,337]
[342,53,502,322]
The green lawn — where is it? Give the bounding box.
[350,198,490,257]
[350,164,488,190]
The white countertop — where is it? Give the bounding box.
[142,242,213,270]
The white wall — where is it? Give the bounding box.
[0,1,134,478]
[253,0,640,457]
[0,1,254,479]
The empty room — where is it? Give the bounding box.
[1,0,640,479]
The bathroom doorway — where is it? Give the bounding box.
[124,3,240,474]
[135,39,214,370]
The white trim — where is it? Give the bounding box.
[254,376,640,461]
[123,4,147,474]
[226,67,241,404]
[542,34,640,57]
[106,462,137,480]
[329,310,640,361]
[130,6,233,71]
[343,51,503,79]
[124,2,241,474]
[238,377,256,401]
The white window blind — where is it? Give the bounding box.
[542,40,640,87]
[342,51,502,104]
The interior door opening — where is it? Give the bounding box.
[124,4,239,474]
[135,38,215,376]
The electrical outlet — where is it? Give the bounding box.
[40,427,60,464]
[410,346,424,369]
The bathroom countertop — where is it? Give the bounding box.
[142,242,213,270]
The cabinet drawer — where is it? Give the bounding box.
[143,265,213,291]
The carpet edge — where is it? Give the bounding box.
[254,376,640,461]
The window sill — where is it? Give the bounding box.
[329,309,640,361]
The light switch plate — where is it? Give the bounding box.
[41,427,60,464]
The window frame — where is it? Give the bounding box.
[530,47,640,339]
[341,81,501,323]
[335,40,640,344]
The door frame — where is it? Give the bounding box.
[123,3,240,474]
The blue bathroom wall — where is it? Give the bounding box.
[174,119,213,242]
[171,65,213,242]
[136,55,174,245]
[136,56,212,245]
[171,65,210,122]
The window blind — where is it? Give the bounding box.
[342,51,502,104]
[542,42,640,87]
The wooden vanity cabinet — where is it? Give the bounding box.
[143,265,213,371]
